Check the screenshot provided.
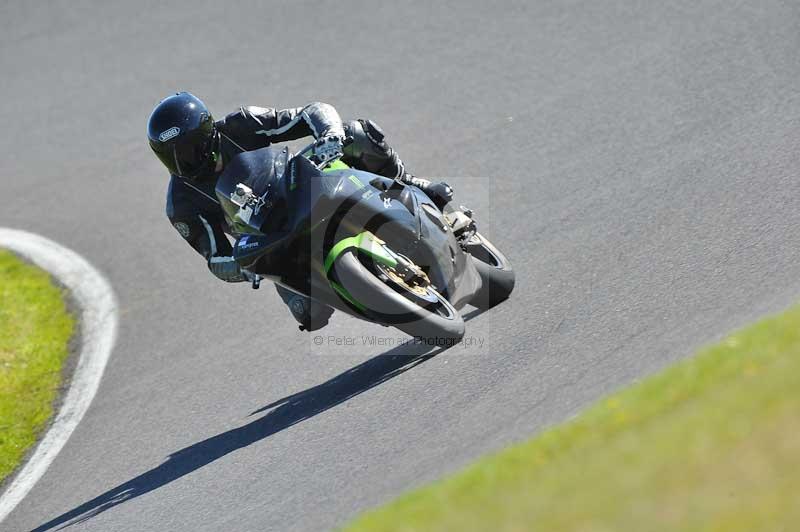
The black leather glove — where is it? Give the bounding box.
[400,175,454,210]
[426,181,454,208]
[208,256,246,282]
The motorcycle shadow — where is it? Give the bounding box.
[31,340,451,531]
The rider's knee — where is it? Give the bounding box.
[276,285,334,332]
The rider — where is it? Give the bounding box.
[147,91,453,332]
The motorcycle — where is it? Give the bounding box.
[214,142,515,344]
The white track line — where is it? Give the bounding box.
[0,228,118,523]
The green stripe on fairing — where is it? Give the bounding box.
[324,232,398,312]
[324,232,398,274]
[330,280,367,312]
[347,174,365,188]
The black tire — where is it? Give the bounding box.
[333,250,465,344]
[466,233,515,309]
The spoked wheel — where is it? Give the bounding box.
[463,232,515,309]
[331,249,465,344]
[373,258,463,321]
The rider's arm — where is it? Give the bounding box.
[169,214,246,283]
[219,102,346,148]
[168,212,231,258]
[167,180,245,282]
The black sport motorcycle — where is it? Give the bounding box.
[215,143,515,343]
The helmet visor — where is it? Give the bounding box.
[172,129,215,179]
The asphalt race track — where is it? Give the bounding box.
[2,1,800,530]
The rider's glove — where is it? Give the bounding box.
[427,181,454,208]
[208,256,246,282]
[314,134,344,164]
[400,175,454,210]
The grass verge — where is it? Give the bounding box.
[0,250,74,484]
[345,306,800,531]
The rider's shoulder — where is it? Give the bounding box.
[166,173,180,189]
[220,105,275,127]
[166,176,218,219]
[166,174,188,205]
[165,175,184,218]
[166,174,208,203]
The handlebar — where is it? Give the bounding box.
[296,138,346,171]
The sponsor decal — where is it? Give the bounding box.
[237,236,259,250]
[173,222,191,239]
[159,126,180,142]
[348,175,365,189]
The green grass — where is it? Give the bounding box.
[346,306,800,532]
[0,250,74,483]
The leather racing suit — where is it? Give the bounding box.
[166,102,450,331]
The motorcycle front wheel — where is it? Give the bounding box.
[331,249,465,346]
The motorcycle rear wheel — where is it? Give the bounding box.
[464,232,515,309]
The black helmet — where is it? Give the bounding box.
[147,92,218,179]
